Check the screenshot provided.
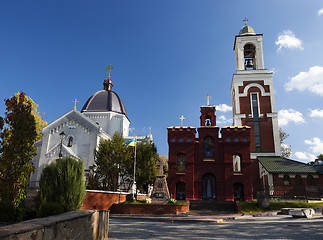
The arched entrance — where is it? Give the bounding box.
[202,174,216,199]
[176,182,186,200]
[233,183,244,201]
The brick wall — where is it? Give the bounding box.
[81,190,148,210]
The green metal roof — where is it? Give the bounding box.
[258,156,319,174]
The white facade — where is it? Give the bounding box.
[30,82,150,187]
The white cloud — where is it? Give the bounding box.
[318,8,323,16]
[309,109,323,118]
[217,115,232,125]
[216,104,232,112]
[275,30,303,53]
[304,137,323,155]
[285,66,323,96]
[294,152,317,163]
[278,109,305,126]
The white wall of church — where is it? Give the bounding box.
[83,112,130,137]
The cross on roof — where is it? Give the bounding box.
[206,94,211,106]
[179,115,185,127]
[106,64,114,79]
[73,98,79,110]
[243,17,248,26]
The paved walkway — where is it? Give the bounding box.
[109,212,323,239]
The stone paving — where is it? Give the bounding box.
[108,213,323,239]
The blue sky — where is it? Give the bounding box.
[1,1,323,162]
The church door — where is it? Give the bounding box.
[233,183,244,201]
[202,174,216,199]
[176,182,186,200]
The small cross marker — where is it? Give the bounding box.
[206,94,211,106]
[106,64,114,79]
[243,17,248,26]
[179,115,185,127]
[73,98,79,110]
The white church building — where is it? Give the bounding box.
[29,69,151,188]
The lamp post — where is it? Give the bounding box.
[59,131,66,158]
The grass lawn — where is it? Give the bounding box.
[240,201,323,213]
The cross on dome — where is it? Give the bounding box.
[106,64,114,79]
[243,17,248,26]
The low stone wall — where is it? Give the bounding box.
[110,201,190,215]
[0,210,109,240]
[81,190,148,210]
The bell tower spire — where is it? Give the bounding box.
[231,20,280,158]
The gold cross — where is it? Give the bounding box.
[106,64,114,79]
[73,98,79,110]
[243,17,248,26]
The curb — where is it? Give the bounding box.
[110,213,253,224]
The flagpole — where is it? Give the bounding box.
[132,134,136,200]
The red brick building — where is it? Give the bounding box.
[167,105,253,201]
[167,22,323,201]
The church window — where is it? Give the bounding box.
[233,154,241,172]
[225,138,231,142]
[242,137,248,142]
[234,137,239,142]
[178,138,184,143]
[170,138,176,143]
[307,175,314,186]
[187,138,192,143]
[244,44,256,70]
[177,153,186,173]
[203,137,214,159]
[283,174,290,186]
[67,136,73,147]
[251,93,261,151]
[295,174,302,185]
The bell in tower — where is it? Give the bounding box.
[231,19,281,159]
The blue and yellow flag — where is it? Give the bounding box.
[126,138,136,147]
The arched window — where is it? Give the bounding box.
[233,154,241,172]
[244,43,256,70]
[295,174,302,185]
[177,153,186,173]
[178,138,184,143]
[283,174,290,186]
[203,137,214,159]
[67,136,73,147]
[307,175,314,186]
[205,116,212,126]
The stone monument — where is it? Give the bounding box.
[151,157,170,202]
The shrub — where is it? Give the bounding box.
[38,156,86,214]
[0,201,16,222]
[167,198,177,204]
[39,202,64,218]
[16,207,37,222]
